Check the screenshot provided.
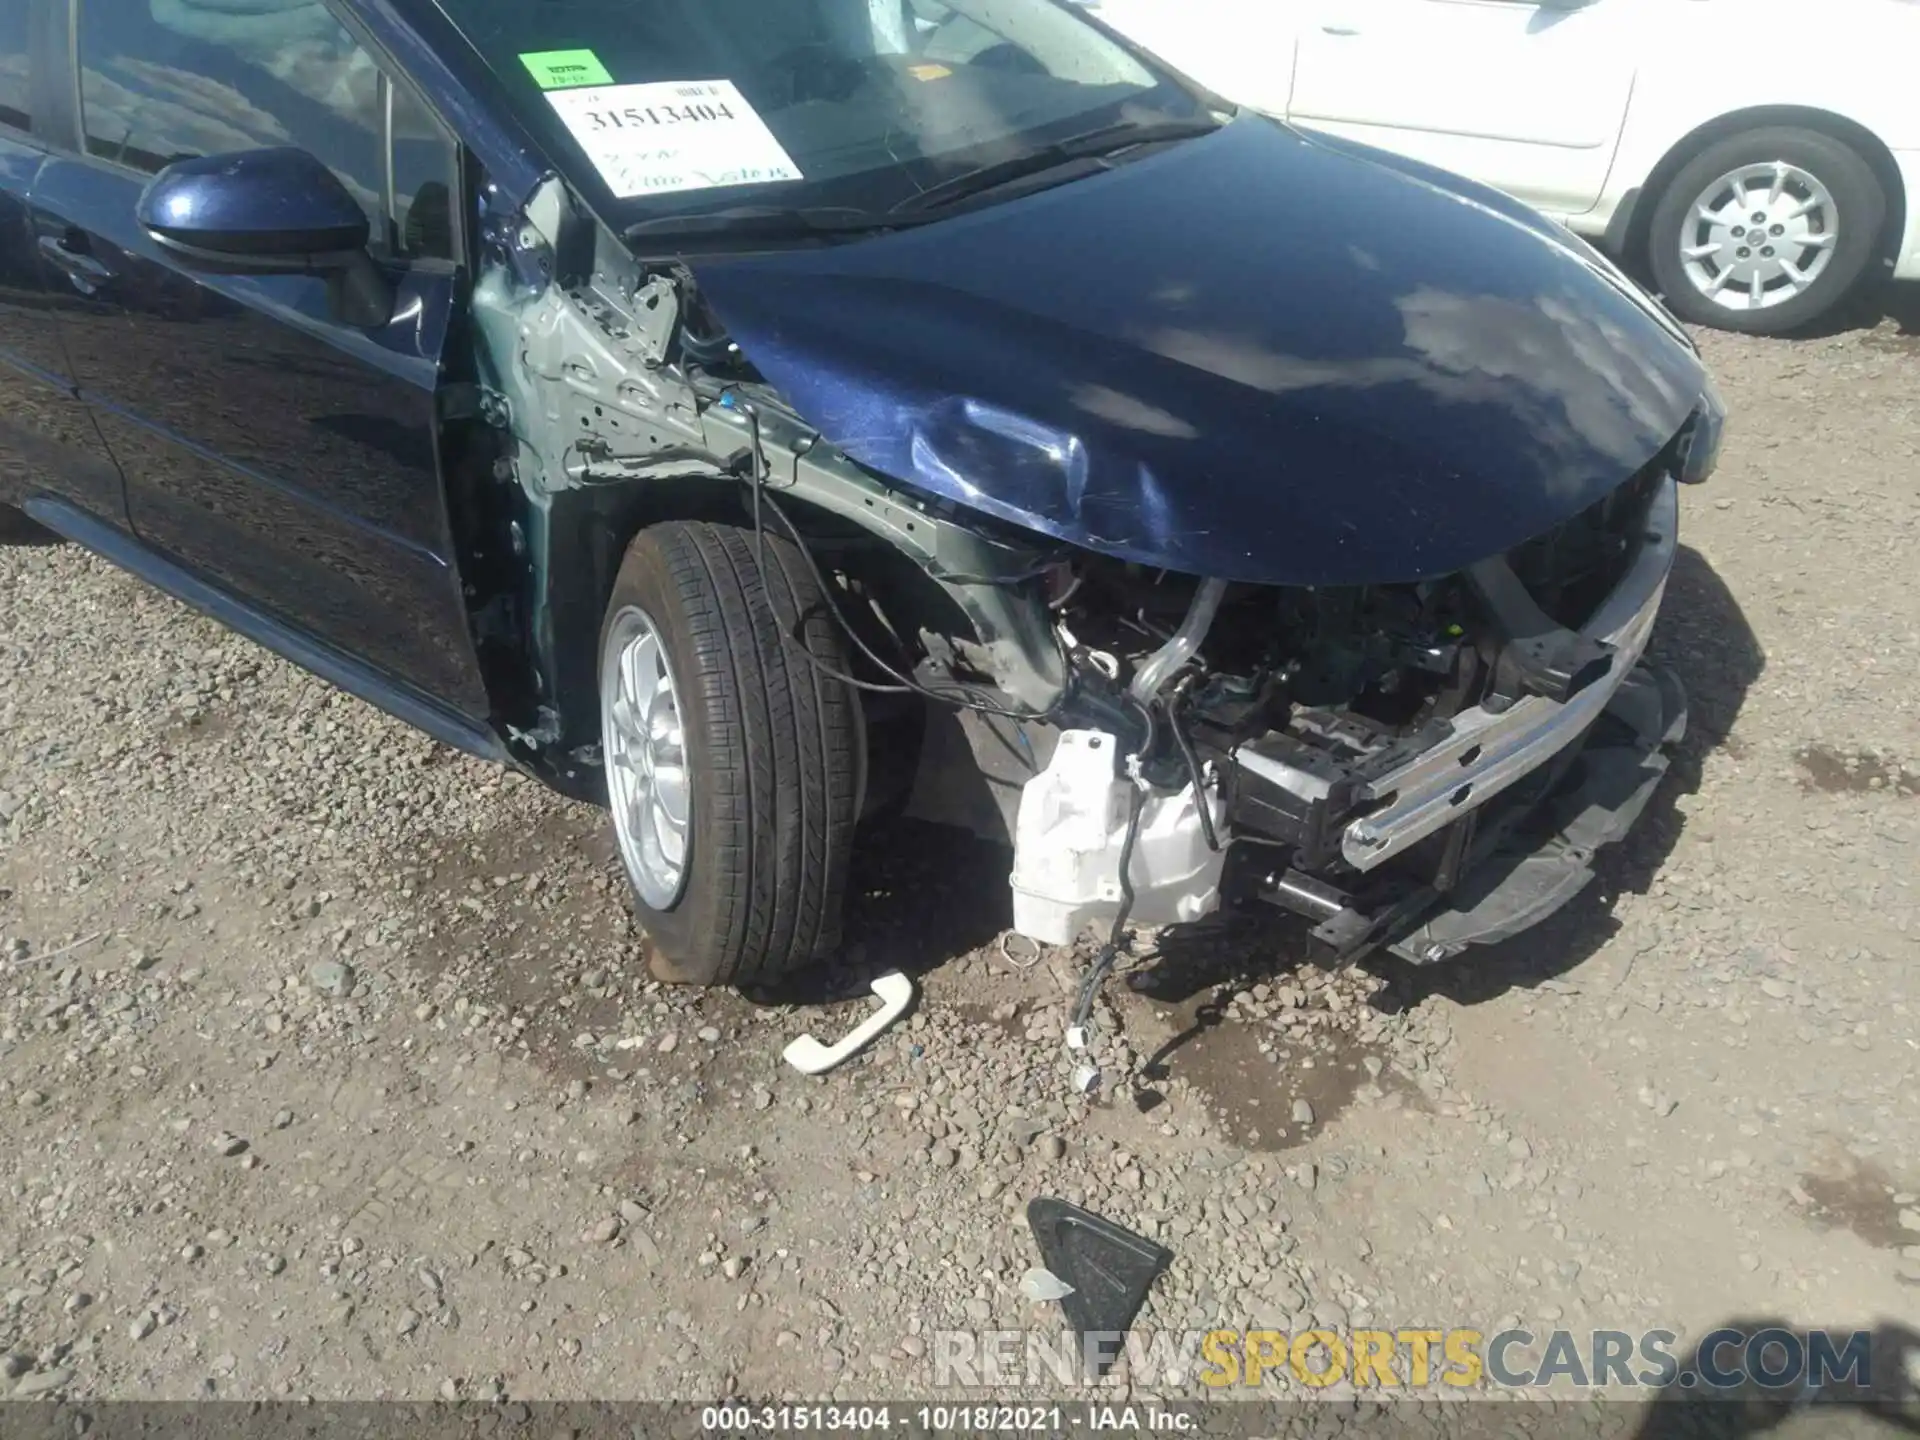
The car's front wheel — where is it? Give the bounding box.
[599,520,864,988]
[1647,126,1886,335]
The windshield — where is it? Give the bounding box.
[430,0,1209,224]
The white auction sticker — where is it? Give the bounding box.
[545,79,803,199]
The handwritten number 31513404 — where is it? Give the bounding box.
[583,102,737,131]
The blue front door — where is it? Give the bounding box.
[32,0,491,721]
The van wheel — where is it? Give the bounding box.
[1647,126,1885,335]
[599,521,863,987]
[0,505,60,544]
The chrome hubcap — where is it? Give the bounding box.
[601,606,691,909]
[1679,161,1838,312]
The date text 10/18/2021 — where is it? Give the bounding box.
[700,1406,1192,1434]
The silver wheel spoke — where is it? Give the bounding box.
[653,764,691,829]
[600,606,694,910]
[621,640,650,709]
[652,804,688,866]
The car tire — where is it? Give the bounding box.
[0,504,60,544]
[1648,126,1885,336]
[599,520,864,988]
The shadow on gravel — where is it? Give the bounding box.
[745,818,1015,1008]
[1630,1319,1920,1439]
[0,511,66,546]
[1885,283,1920,338]
[1124,908,1299,1040]
[1128,907,1309,1008]
[1365,542,1765,1012]
[1810,276,1920,342]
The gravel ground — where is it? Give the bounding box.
[2,294,1918,1428]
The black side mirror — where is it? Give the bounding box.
[137,146,394,326]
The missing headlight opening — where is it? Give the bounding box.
[465,157,1707,1012]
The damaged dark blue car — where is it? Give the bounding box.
[0,0,1723,987]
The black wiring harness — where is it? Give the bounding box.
[738,401,1058,725]
[1067,694,1157,1048]
[730,397,1222,1088]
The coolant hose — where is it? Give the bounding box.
[1128,577,1227,704]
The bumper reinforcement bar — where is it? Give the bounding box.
[1338,476,1679,872]
[1256,662,1687,964]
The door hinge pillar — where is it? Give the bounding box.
[439,383,511,429]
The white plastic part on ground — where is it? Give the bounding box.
[1019,1267,1077,1303]
[1008,729,1226,947]
[781,972,915,1075]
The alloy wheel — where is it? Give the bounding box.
[1677,161,1839,313]
[601,605,692,909]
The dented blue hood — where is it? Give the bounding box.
[692,115,1708,586]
